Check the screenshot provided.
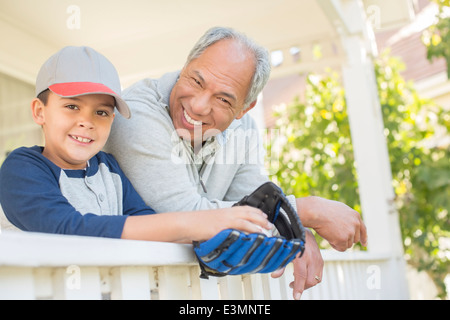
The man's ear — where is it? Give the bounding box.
[31,98,45,126]
[236,100,257,119]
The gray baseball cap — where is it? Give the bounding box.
[36,46,131,119]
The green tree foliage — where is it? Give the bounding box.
[423,0,450,77]
[268,51,449,298]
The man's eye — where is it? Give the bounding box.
[192,77,202,87]
[218,97,231,106]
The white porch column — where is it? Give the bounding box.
[317,0,409,298]
[341,33,407,253]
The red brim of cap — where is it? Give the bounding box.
[49,82,131,119]
[49,82,116,97]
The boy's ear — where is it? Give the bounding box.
[31,98,45,125]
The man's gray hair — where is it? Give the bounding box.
[186,26,271,108]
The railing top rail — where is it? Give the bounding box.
[0,231,196,267]
[0,231,391,268]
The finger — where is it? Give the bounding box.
[292,258,307,300]
[348,233,355,249]
[331,242,347,252]
[353,213,368,247]
[237,220,267,234]
[271,267,285,279]
[360,221,368,247]
[348,239,353,250]
[311,273,322,286]
[241,205,267,218]
[241,207,272,230]
[353,222,361,245]
[230,207,269,232]
[303,269,322,290]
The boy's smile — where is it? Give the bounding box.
[69,134,94,144]
[31,92,115,169]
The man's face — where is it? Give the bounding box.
[169,39,257,146]
[32,92,115,169]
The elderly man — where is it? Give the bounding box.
[105,27,367,299]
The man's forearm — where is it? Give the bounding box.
[295,196,368,250]
[295,196,320,228]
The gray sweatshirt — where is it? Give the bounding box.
[105,71,296,213]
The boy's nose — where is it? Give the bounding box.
[78,114,95,129]
[79,122,94,129]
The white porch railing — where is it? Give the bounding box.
[0,231,407,300]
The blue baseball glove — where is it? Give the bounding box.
[193,182,306,279]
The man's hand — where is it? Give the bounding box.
[297,196,368,251]
[271,229,323,300]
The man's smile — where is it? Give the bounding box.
[183,109,203,126]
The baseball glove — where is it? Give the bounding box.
[193,182,306,279]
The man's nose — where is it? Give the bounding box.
[191,93,212,116]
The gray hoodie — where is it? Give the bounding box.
[105,71,296,213]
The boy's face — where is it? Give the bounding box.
[31,91,115,169]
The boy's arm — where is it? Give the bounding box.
[120,206,272,243]
[0,150,127,238]
[0,149,270,242]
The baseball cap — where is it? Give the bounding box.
[35,46,131,119]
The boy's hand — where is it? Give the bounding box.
[189,206,273,242]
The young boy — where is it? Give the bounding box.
[0,46,270,242]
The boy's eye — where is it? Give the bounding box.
[96,110,110,117]
[66,104,79,110]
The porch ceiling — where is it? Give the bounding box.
[0,0,414,87]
